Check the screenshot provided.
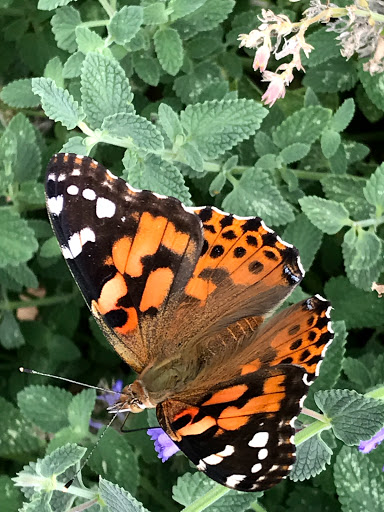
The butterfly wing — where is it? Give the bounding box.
[45,153,203,372]
[156,296,333,491]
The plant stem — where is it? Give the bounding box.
[0,292,77,311]
[353,215,384,228]
[68,498,99,512]
[182,485,230,512]
[294,419,331,446]
[301,407,326,422]
[82,20,110,28]
[251,502,268,512]
[366,386,384,400]
[294,170,330,180]
[97,0,114,17]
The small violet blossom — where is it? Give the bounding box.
[147,427,180,462]
[89,379,124,430]
[359,426,384,454]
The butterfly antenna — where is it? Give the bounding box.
[19,367,121,397]
[64,408,122,490]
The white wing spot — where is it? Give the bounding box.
[258,448,268,460]
[249,431,269,448]
[197,460,207,471]
[82,188,96,201]
[217,445,235,457]
[58,173,66,182]
[225,474,246,488]
[96,197,116,219]
[202,454,223,465]
[251,463,262,473]
[67,185,79,195]
[47,173,56,182]
[64,227,96,259]
[47,195,64,215]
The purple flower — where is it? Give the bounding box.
[98,379,124,407]
[359,426,384,454]
[147,428,180,462]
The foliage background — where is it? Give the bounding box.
[0,0,384,511]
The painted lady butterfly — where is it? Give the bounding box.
[45,153,333,492]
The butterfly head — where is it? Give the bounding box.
[112,379,155,414]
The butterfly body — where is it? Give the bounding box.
[45,153,333,492]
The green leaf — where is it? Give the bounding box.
[329,143,347,174]
[283,213,323,271]
[290,433,332,481]
[154,27,183,76]
[304,87,321,107]
[358,63,384,111]
[60,136,88,154]
[7,113,41,182]
[305,321,347,409]
[299,196,350,234]
[169,0,208,21]
[0,209,38,267]
[280,143,310,164]
[51,6,82,53]
[0,397,43,457]
[325,276,384,329]
[0,475,23,511]
[363,163,384,213]
[109,5,143,45]
[0,311,25,349]
[322,174,374,221]
[81,53,134,129]
[38,0,73,9]
[173,472,261,510]
[209,172,226,196]
[0,262,39,292]
[356,83,384,123]
[158,103,183,143]
[125,154,191,205]
[176,141,204,172]
[67,388,96,434]
[99,477,150,512]
[254,131,279,157]
[0,79,40,108]
[32,77,84,130]
[75,26,105,54]
[180,99,267,159]
[102,113,164,152]
[303,57,358,93]
[321,130,340,158]
[63,51,84,78]
[90,429,138,494]
[143,2,168,25]
[36,444,86,478]
[286,484,340,512]
[315,389,384,445]
[18,492,52,512]
[343,357,373,392]
[133,54,161,86]
[44,56,64,88]
[302,28,340,67]
[272,106,331,149]
[173,61,222,104]
[175,0,235,33]
[331,98,355,132]
[222,168,294,225]
[18,385,72,432]
[334,446,384,512]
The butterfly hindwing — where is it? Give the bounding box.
[45,153,203,372]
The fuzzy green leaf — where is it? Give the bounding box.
[272,106,331,149]
[329,143,347,174]
[299,196,350,234]
[325,276,384,329]
[176,0,235,33]
[0,475,23,511]
[315,389,384,445]
[290,433,333,481]
[0,209,38,267]
[32,77,84,129]
[38,0,73,9]
[331,98,355,132]
[321,129,340,158]
[180,99,267,159]
[81,53,134,129]
[36,444,86,478]
[343,357,373,392]
[223,168,294,225]
[0,262,39,292]
[334,446,384,512]
[158,103,184,143]
[44,56,64,88]
[0,79,40,108]
[169,0,208,21]
[322,175,374,221]
[89,429,138,494]
[124,154,191,205]
[63,51,84,78]
[154,27,183,76]
[67,388,96,434]
[280,143,310,164]
[143,3,168,25]
[303,57,358,93]
[99,478,150,512]
[102,113,164,152]
[302,28,340,67]
[356,83,384,123]
[283,213,323,271]
[0,311,25,349]
[358,63,384,111]
[51,6,82,53]
[7,113,41,182]
[363,163,384,212]
[109,5,143,45]
[209,172,226,196]
[75,26,105,54]
[254,131,279,157]
[176,142,204,172]
[133,54,161,86]
[17,385,72,432]
[60,136,88,154]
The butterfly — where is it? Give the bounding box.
[45,153,333,492]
